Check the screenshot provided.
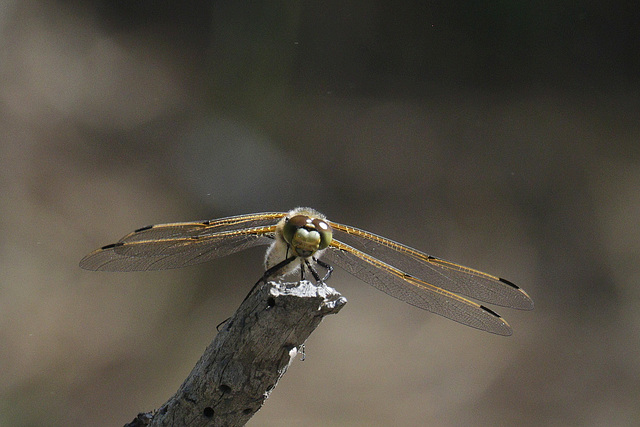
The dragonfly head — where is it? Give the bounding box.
[283,214,332,258]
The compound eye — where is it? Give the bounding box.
[283,215,309,244]
[312,219,332,249]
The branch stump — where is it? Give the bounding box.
[126,280,346,427]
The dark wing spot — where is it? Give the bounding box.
[101,242,124,250]
[480,305,502,318]
[499,278,520,289]
[134,225,154,233]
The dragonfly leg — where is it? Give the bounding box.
[242,255,298,303]
[299,343,306,361]
[216,317,229,331]
[217,273,270,331]
[314,258,334,282]
[218,255,298,332]
[304,259,324,283]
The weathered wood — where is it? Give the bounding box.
[125,280,346,427]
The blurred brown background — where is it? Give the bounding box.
[1,1,639,426]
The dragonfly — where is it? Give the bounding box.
[80,207,533,335]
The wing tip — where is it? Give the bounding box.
[79,242,122,271]
[78,258,90,270]
[498,277,535,310]
[79,254,98,271]
[480,305,513,336]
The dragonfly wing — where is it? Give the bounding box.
[324,241,513,335]
[80,226,276,271]
[118,212,286,243]
[328,222,533,310]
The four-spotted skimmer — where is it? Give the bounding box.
[80,207,533,335]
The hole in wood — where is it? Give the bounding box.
[203,407,214,418]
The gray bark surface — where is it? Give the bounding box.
[125,280,346,427]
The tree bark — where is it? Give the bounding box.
[125,280,347,427]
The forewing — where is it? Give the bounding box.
[117,212,286,243]
[328,221,533,310]
[80,226,276,271]
[324,241,513,335]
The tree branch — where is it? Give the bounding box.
[125,280,347,427]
